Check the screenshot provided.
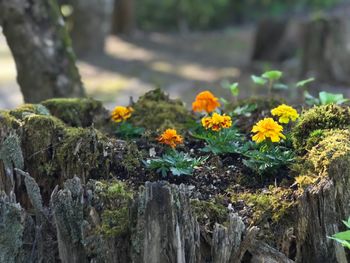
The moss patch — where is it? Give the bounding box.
[91,180,133,238]
[56,127,113,180]
[231,186,295,225]
[190,199,229,231]
[42,98,106,127]
[9,104,50,120]
[306,129,350,177]
[0,111,21,138]
[292,105,350,151]
[130,88,194,131]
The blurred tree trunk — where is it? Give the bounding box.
[300,16,350,84]
[0,0,85,103]
[69,0,114,56]
[251,19,299,62]
[111,0,135,35]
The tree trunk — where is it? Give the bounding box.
[251,18,300,63]
[300,15,350,84]
[69,0,114,56]
[0,99,349,262]
[0,0,85,103]
[111,0,135,35]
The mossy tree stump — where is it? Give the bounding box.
[0,95,349,262]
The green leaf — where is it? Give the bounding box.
[304,91,320,106]
[332,230,350,241]
[273,83,289,90]
[251,75,267,85]
[220,97,229,105]
[343,217,350,229]
[296,77,315,88]
[319,91,348,105]
[262,70,282,81]
[229,82,239,97]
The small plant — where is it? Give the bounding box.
[243,145,295,175]
[220,80,239,104]
[192,111,247,154]
[111,106,144,138]
[193,127,247,155]
[329,217,350,249]
[244,106,298,175]
[305,91,348,106]
[251,70,285,97]
[144,151,207,177]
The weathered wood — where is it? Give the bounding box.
[0,0,85,102]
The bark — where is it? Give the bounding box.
[0,0,85,103]
[300,15,350,84]
[69,0,114,55]
[112,0,135,35]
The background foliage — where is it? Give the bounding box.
[136,0,342,31]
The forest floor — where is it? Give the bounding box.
[0,26,263,109]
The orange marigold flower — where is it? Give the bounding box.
[201,113,232,131]
[192,91,220,113]
[158,129,183,148]
[251,117,286,143]
[111,106,134,123]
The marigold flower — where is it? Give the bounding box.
[192,91,220,113]
[111,106,134,123]
[271,104,299,124]
[158,129,183,148]
[202,113,232,131]
[251,118,286,143]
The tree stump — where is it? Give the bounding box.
[0,97,349,262]
[251,18,300,63]
[300,15,350,84]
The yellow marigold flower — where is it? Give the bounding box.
[158,129,183,148]
[111,106,134,123]
[251,117,286,143]
[201,113,232,131]
[192,91,220,113]
[271,104,299,124]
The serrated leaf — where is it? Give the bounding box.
[262,70,282,81]
[251,75,267,85]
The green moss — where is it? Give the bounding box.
[22,114,66,181]
[306,129,350,177]
[190,199,229,230]
[130,88,194,131]
[9,104,50,120]
[231,186,295,224]
[56,127,112,178]
[0,111,21,137]
[42,98,105,127]
[92,180,133,237]
[292,105,350,151]
[120,143,144,175]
